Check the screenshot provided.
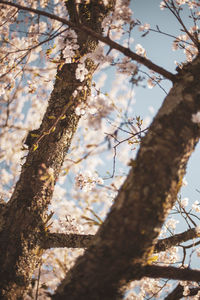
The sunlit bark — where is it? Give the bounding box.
[53,56,200,299]
[0,1,115,298]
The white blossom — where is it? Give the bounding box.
[147,77,156,89]
[166,218,179,230]
[192,200,200,212]
[135,44,146,57]
[180,197,189,208]
[192,111,200,123]
[75,63,88,82]
[75,171,104,192]
[117,57,137,75]
[195,225,200,235]
[139,23,150,31]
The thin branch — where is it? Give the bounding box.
[155,228,199,253]
[164,0,200,50]
[149,27,193,46]
[40,232,93,249]
[0,0,176,82]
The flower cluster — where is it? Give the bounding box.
[75,93,114,129]
[139,23,150,31]
[117,57,137,75]
[75,171,104,192]
[135,44,146,57]
[58,29,79,63]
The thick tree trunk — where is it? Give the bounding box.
[53,56,200,299]
[0,1,115,298]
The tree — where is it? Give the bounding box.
[1,0,200,299]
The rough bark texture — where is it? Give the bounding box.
[40,233,93,249]
[0,1,115,298]
[52,56,200,299]
[155,228,198,252]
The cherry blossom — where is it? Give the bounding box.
[1,0,200,298]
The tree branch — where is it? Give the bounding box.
[40,227,199,251]
[144,265,200,283]
[164,283,200,300]
[155,228,199,253]
[0,0,176,82]
[40,233,93,249]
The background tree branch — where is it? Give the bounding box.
[155,228,199,252]
[0,0,176,81]
[144,265,200,283]
[40,227,199,251]
[40,233,93,249]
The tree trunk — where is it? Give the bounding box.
[0,1,115,298]
[53,56,200,299]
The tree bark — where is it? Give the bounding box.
[0,1,115,298]
[155,228,198,252]
[52,56,200,299]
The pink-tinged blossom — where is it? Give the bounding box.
[160,1,168,10]
[75,105,86,116]
[176,0,187,5]
[195,225,200,235]
[86,94,114,129]
[192,111,200,123]
[57,29,79,63]
[157,246,179,266]
[135,44,146,57]
[139,23,150,31]
[75,171,103,192]
[166,218,179,230]
[184,44,198,62]
[75,63,88,82]
[180,197,189,208]
[192,200,200,212]
[182,285,190,296]
[147,77,156,89]
[172,41,179,51]
[117,57,137,75]
[188,1,198,9]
